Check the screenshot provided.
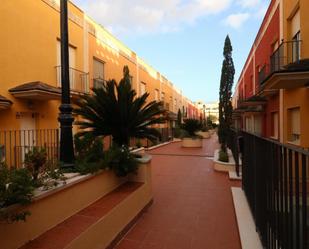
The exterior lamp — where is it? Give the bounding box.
[58,0,75,168]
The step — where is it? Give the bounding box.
[20,182,144,249]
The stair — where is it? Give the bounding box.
[20,182,144,249]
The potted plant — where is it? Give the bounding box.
[181,119,203,147]
[74,65,166,176]
[196,123,210,139]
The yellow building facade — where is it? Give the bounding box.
[0,0,194,133]
[281,0,309,148]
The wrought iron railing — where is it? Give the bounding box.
[0,129,59,168]
[259,40,302,86]
[239,131,308,249]
[56,66,89,93]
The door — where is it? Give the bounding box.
[20,113,37,166]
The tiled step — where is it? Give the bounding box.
[20,182,143,249]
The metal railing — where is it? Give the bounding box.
[259,40,302,86]
[0,129,59,168]
[239,131,308,249]
[56,66,89,93]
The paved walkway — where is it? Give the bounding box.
[115,136,241,249]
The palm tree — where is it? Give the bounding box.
[74,66,166,146]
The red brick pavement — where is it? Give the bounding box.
[115,136,241,249]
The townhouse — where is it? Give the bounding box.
[232,0,309,148]
[0,0,199,132]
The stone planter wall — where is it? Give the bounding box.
[182,137,203,148]
[213,149,241,173]
[0,157,152,249]
[196,131,210,139]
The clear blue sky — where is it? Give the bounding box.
[73,0,270,102]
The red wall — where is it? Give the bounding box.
[255,7,280,90]
[243,59,254,99]
[264,94,280,138]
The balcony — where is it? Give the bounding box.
[258,40,309,90]
[234,96,266,115]
[56,66,89,95]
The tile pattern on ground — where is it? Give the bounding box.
[116,135,241,249]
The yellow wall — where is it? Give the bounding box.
[282,0,309,148]
[0,0,191,132]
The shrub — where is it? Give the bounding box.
[103,145,139,177]
[74,134,105,174]
[24,147,47,183]
[74,66,166,147]
[218,150,229,163]
[182,119,202,137]
[0,163,35,223]
[39,160,66,190]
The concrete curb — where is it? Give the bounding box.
[231,187,263,249]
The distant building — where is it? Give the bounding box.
[205,102,219,124]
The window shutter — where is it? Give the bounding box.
[291,10,300,38]
[291,108,300,135]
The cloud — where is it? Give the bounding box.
[72,0,232,35]
[255,4,268,19]
[236,0,261,8]
[223,13,250,29]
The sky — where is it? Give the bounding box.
[72,0,270,103]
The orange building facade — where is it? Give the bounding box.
[0,0,199,133]
[232,0,309,149]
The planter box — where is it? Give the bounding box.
[196,131,210,139]
[213,149,241,173]
[208,129,215,135]
[0,156,152,249]
[182,137,203,148]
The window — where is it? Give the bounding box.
[290,9,301,62]
[174,99,177,112]
[292,31,301,62]
[140,82,146,96]
[245,116,253,133]
[56,40,76,88]
[161,92,165,102]
[271,112,279,139]
[93,58,104,88]
[253,115,262,136]
[288,107,300,144]
[155,89,159,101]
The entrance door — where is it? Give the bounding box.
[20,113,37,166]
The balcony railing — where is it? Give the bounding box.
[56,66,89,94]
[0,129,59,168]
[259,40,302,86]
[229,130,308,248]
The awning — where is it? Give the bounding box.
[9,81,61,100]
[0,95,12,110]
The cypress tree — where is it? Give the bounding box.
[218,35,235,152]
[177,108,182,127]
